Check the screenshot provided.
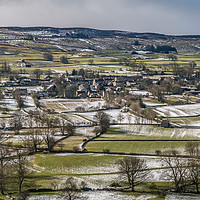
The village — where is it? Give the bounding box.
[0,27,200,200]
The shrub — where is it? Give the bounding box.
[60,56,69,64]
[103,149,110,153]
[43,53,53,61]
[155,150,162,155]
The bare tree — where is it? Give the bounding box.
[51,181,59,191]
[187,159,200,193]
[33,69,42,80]
[184,91,191,104]
[185,142,200,157]
[43,129,56,152]
[161,149,189,192]
[65,123,75,136]
[93,111,110,134]
[149,85,165,102]
[0,91,4,100]
[127,114,132,124]
[0,121,6,130]
[39,115,59,152]
[145,108,157,123]
[59,118,75,136]
[22,129,43,153]
[59,118,68,135]
[93,127,101,136]
[117,157,149,192]
[117,113,124,124]
[10,113,23,134]
[11,152,32,193]
[12,90,25,109]
[60,177,81,200]
[41,115,59,130]
[130,101,142,116]
[0,148,11,194]
[33,97,40,109]
[26,112,35,129]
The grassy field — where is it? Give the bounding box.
[0,39,200,74]
[86,141,186,154]
[33,153,122,174]
[96,133,195,141]
[102,126,200,140]
[1,36,200,199]
[54,136,87,151]
[170,116,200,125]
[84,126,199,154]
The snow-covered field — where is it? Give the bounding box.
[28,192,156,200]
[40,98,106,112]
[4,135,65,144]
[50,153,165,182]
[76,127,97,137]
[113,124,200,138]
[144,101,165,107]
[130,90,152,96]
[25,96,35,107]
[78,109,153,124]
[0,98,18,111]
[28,192,200,200]
[65,114,92,126]
[155,103,200,117]
[165,194,200,200]
[24,96,38,112]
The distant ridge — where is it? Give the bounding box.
[0,27,200,39]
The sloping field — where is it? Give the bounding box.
[112,125,200,139]
[78,109,152,124]
[40,98,106,112]
[155,103,200,118]
[86,141,186,154]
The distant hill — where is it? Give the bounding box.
[1,26,199,39]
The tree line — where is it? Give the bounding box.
[116,142,200,194]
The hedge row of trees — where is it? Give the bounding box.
[0,148,32,195]
[145,45,177,53]
[117,142,200,194]
[5,111,75,152]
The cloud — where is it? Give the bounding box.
[0,0,199,34]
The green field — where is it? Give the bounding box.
[86,141,186,154]
[54,136,88,151]
[34,153,122,175]
[99,126,200,140]
[0,39,200,74]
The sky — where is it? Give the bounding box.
[0,0,199,35]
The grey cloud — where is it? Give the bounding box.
[0,0,199,34]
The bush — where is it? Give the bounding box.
[110,182,121,187]
[155,150,162,155]
[73,147,80,152]
[60,56,69,64]
[43,53,53,61]
[75,106,86,112]
[149,183,157,192]
[131,51,138,54]
[15,191,30,200]
[103,149,110,153]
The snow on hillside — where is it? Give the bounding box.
[40,98,106,112]
[0,98,18,111]
[155,103,200,117]
[78,109,153,124]
[114,124,200,138]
